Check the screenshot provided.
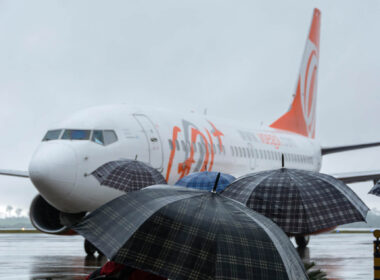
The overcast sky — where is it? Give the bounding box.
[0,0,379,215]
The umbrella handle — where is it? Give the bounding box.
[212,173,221,193]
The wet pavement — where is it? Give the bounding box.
[0,232,374,279]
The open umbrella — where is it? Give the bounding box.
[73,185,308,280]
[369,181,380,196]
[222,168,369,237]
[91,159,166,192]
[175,171,235,192]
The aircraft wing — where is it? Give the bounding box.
[0,169,29,178]
[332,170,380,184]
[322,141,380,155]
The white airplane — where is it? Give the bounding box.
[2,8,380,249]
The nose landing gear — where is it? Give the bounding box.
[84,239,104,256]
[295,235,310,248]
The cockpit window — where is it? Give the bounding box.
[62,129,91,140]
[91,130,118,146]
[92,130,104,145]
[104,130,118,145]
[41,128,117,144]
[42,129,62,141]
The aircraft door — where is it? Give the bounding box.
[133,114,164,171]
[248,143,256,170]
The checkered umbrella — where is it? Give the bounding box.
[222,168,369,235]
[175,171,235,192]
[369,181,380,196]
[91,160,166,192]
[73,185,308,280]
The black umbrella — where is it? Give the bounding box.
[222,168,369,235]
[91,159,166,192]
[73,185,308,280]
[369,181,380,196]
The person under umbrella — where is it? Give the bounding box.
[369,181,380,196]
[73,177,308,280]
[86,261,167,280]
[221,155,369,247]
[175,171,235,192]
[91,159,167,192]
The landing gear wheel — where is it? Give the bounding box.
[295,235,310,248]
[84,239,96,255]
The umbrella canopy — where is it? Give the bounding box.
[369,181,380,196]
[222,168,369,235]
[175,171,235,192]
[91,159,166,192]
[73,185,308,280]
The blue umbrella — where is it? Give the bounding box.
[175,171,235,192]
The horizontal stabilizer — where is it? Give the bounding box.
[322,141,380,155]
[333,170,380,184]
[0,169,29,178]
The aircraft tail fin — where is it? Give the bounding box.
[270,8,321,139]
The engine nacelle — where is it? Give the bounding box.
[29,195,85,235]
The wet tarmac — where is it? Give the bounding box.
[0,232,374,279]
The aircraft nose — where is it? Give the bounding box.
[29,143,77,210]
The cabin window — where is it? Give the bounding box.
[181,140,186,151]
[168,140,173,150]
[198,143,203,153]
[175,140,180,151]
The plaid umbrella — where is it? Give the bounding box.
[91,160,166,192]
[369,181,380,196]
[222,168,369,235]
[73,185,308,280]
[175,171,235,192]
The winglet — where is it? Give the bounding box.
[270,8,321,139]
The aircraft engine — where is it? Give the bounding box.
[29,195,84,234]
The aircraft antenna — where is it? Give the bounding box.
[281,154,285,168]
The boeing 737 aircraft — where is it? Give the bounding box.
[2,9,380,249]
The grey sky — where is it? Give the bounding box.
[0,0,379,214]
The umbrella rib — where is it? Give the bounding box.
[221,196,307,280]
[284,171,311,233]
[288,171,368,232]
[310,173,369,215]
[111,191,207,260]
[226,171,275,205]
